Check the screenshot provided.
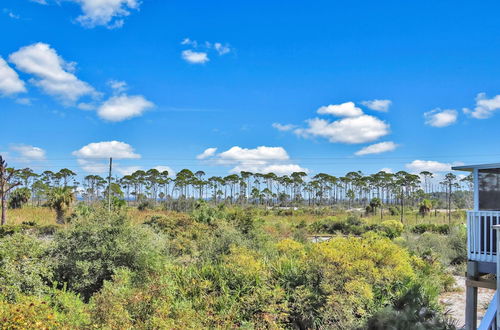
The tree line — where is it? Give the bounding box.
[0,155,473,223]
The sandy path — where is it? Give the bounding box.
[439,276,495,329]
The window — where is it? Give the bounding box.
[479,168,500,211]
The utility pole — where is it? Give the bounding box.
[107,157,112,212]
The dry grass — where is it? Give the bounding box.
[5,207,56,226]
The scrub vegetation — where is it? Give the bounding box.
[0,160,467,329]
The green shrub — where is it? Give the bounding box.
[364,284,456,329]
[50,211,167,301]
[0,233,52,300]
[389,207,399,216]
[380,220,404,239]
[412,224,450,235]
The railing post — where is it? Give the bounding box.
[493,224,500,329]
[466,261,479,330]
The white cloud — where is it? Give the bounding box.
[214,43,231,55]
[70,0,140,28]
[77,159,109,173]
[197,147,217,160]
[206,146,308,175]
[154,166,175,175]
[10,144,46,161]
[231,163,308,175]
[9,43,95,103]
[405,160,463,173]
[379,168,393,173]
[424,108,458,127]
[317,102,363,117]
[463,93,500,119]
[217,146,289,164]
[30,0,47,4]
[0,57,26,96]
[97,94,154,121]
[181,38,231,55]
[108,79,127,93]
[3,9,20,19]
[295,115,390,144]
[181,50,209,64]
[181,38,198,47]
[272,123,296,132]
[361,99,392,112]
[355,141,398,156]
[73,141,141,159]
[115,165,142,176]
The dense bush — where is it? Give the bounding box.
[50,211,167,300]
[402,225,467,269]
[309,216,404,239]
[0,205,458,328]
[0,233,52,300]
[412,223,450,235]
[365,284,456,329]
[8,188,31,209]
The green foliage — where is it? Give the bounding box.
[402,225,467,268]
[380,220,404,239]
[388,206,399,216]
[0,205,460,328]
[137,200,154,211]
[365,284,456,329]
[309,216,404,239]
[49,211,167,301]
[0,233,52,300]
[412,223,450,235]
[46,186,75,224]
[8,188,31,209]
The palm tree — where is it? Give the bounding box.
[46,186,75,224]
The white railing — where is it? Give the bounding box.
[468,211,500,263]
[478,292,497,330]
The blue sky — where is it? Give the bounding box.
[1,0,500,178]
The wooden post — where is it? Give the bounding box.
[465,261,478,330]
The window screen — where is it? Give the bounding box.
[479,168,500,211]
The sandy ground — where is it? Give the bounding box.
[439,276,495,329]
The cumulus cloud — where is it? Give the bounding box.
[272,123,296,132]
[73,141,141,159]
[202,146,308,175]
[463,93,500,119]
[295,115,390,144]
[317,102,363,117]
[9,43,95,103]
[424,108,458,127]
[30,0,47,4]
[355,141,398,156]
[10,144,46,161]
[181,50,209,64]
[361,99,392,112]
[405,160,463,173]
[197,147,217,160]
[97,94,154,122]
[379,168,393,173]
[0,57,26,96]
